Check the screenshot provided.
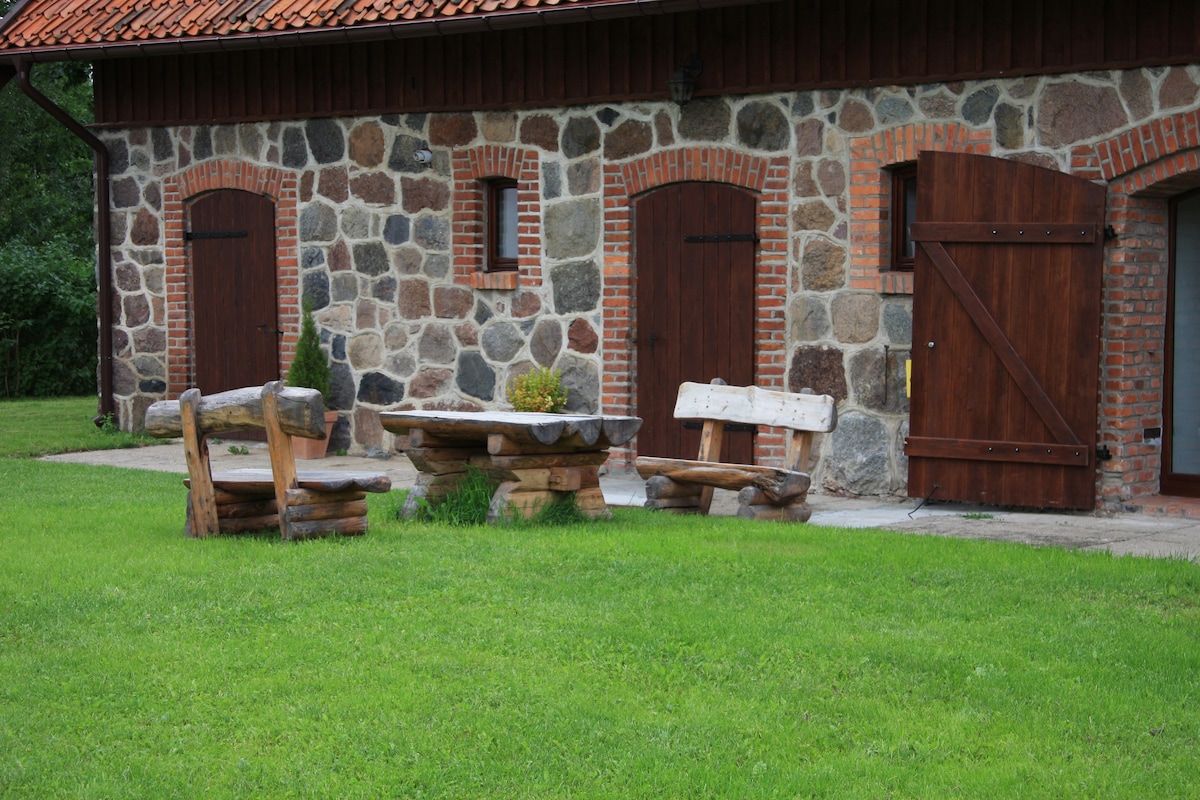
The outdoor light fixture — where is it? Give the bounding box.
[668,54,703,106]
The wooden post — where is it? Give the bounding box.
[262,381,300,540]
[179,388,219,538]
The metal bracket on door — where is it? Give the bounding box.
[185,230,248,240]
[683,421,755,433]
[683,233,759,244]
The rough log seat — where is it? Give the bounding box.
[145,381,391,539]
[635,381,837,521]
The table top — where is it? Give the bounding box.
[380,409,642,448]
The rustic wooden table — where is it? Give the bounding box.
[380,410,642,523]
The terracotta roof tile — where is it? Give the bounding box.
[0,0,639,54]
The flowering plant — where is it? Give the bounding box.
[509,367,568,413]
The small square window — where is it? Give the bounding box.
[890,163,917,271]
[487,178,519,273]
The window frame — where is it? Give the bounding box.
[889,162,918,272]
[486,177,519,273]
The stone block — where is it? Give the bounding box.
[679,97,731,141]
[603,119,653,160]
[531,319,563,366]
[306,118,345,164]
[822,412,892,496]
[357,372,405,406]
[545,201,600,259]
[736,100,790,151]
[1036,82,1127,148]
[562,116,600,157]
[789,296,831,343]
[831,294,880,344]
[456,351,496,402]
[789,345,847,402]
[418,325,456,364]
[349,122,385,168]
[482,321,525,362]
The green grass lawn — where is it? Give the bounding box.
[0,395,156,457]
[2,398,1200,797]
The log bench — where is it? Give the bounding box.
[145,381,391,539]
[635,381,837,521]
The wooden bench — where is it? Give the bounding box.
[635,381,837,521]
[145,381,391,540]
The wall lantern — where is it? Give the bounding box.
[668,55,703,106]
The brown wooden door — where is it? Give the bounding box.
[905,151,1105,510]
[635,182,756,463]
[190,189,279,394]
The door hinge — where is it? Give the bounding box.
[684,421,755,433]
[185,230,248,240]
[1096,445,1112,461]
[683,233,759,244]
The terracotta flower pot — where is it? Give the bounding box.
[293,410,339,459]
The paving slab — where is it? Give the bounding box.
[41,442,1200,560]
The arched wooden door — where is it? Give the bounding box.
[189,189,279,394]
[634,182,757,463]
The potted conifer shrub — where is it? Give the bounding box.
[286,298,338,459]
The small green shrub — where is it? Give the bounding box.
[412,466,497,526]
[508,367,568,413]
[408,467,595,528]
[286,297,332,405]
[510,492,592,527]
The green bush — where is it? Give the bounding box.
[0,239,96,398]
[285,297,332,405]
[508,366,568,413]
[412,465,498,526]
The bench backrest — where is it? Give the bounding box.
[673,382,837,433]
[145,384,327,440]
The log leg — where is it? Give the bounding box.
[735,486,813,522]
[180,389,219,538]
[399,471,466,518]
[643,475,704,513]
[575,486,611,519]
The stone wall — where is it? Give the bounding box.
[102,64,1200,502]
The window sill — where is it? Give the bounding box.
[875,270,913,295]
[471,271,519,291]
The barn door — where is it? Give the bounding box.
[189,190,279,395]
[905,151,1105,510]
[635,182,756,463]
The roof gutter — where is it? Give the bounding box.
[0,0,776,62]
[11,57,115,426]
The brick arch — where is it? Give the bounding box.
[451,145,541,289]
[1071,108,1200,186]
[162,160,299,395]
[848,122,993,293]
[1084,114,1200,507]
[602,146,791,464]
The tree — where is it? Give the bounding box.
[0,3,99,396]
[0,62,95,254]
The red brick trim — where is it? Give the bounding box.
[848,122,993,293]
[1071,109,1200,182]
[603,146,791,465]
[162,160,299,396]
[1074,112,1200,507]
[450,145,541,288]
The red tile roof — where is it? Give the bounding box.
[0,0,676,58]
